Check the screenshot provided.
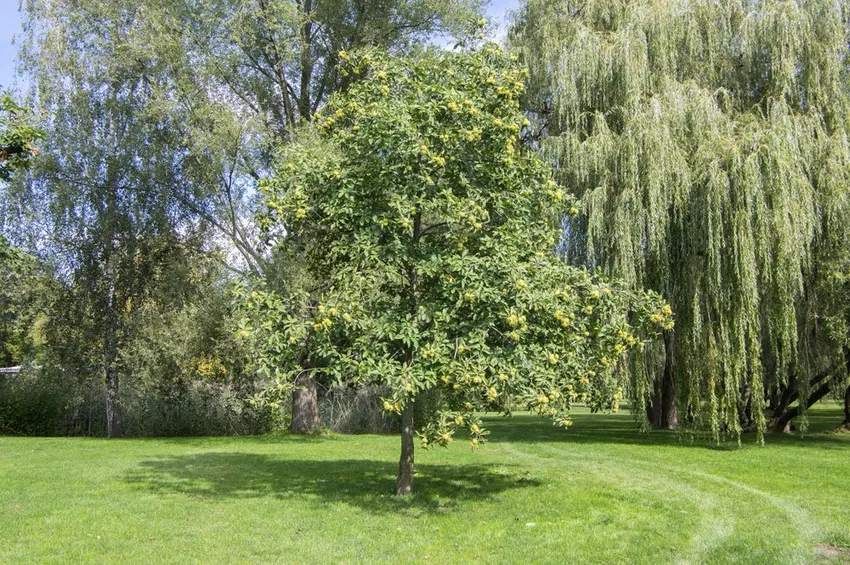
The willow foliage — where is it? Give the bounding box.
[510,0,850,440]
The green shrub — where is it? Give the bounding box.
[319,386,399,434]
[0,367,72,435]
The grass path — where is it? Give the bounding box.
[1,405,848,564]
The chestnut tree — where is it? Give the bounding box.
[252,43,671,493]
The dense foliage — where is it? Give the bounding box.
[253,44,671,492]
[1,0,848,453]
[509,0,850,440]
[0,236,46,368]
[0,239,276,437]
[0,93,41,182]
[0,0,484,437]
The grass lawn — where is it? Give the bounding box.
[1,405,849,564]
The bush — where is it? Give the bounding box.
[0,367,284,437]
[319,385,444,435]
[319,386,400,434]
[121,381,282,437]
[0,367,74,435]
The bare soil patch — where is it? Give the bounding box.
[814,544,850,560]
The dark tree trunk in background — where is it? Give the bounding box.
[842,350,850,428]
[771,379,796,427]
[104,259,123,438]
[648,332,678,430]
[771,349,849,433]
[738,382,753,430]
[395,403,415,495]
[648,375,663,428]
[771,380,832,433]
[661,331,678,429]
[290,372,319,433]
[843,384,850,427]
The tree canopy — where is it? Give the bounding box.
[252,43,671,492]
[4,0,486,437]
[1,0,848,466]
[27,0,484,276]
[509,0,850,440]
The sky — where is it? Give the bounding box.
[486,0,522,40]
[0,0,22,91]
[0,0,520,93]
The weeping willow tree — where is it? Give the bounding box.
[509,0,850,440]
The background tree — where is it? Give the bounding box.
[6,0,484,436]
[0,92,41,182]
[9,0,209,437]
[0,96,43,368]
[509,0,850,439]
[0,231,269,436]
[0,237,50,368]
[146,0,485,432]
[255,44,671,493]
[18,0,484,433]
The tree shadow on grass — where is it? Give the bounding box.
[124,453,539,515]
[483,407,850,451]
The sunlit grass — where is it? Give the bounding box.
[1,404,848,564]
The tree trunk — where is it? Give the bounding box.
[394,208,421,495]
[102,101,123,439]
[771,380,832,433]
[104,355,122,437]
[661,331,678,430]
[770,380,797,427]
[648,376,663,429]
[104,261,123,438]
[290,372,319,433]
[772,350,850,432]
[395,403,415,495]
[770,368,829,431]
[297,0,315,120]
[647,333,677,430]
